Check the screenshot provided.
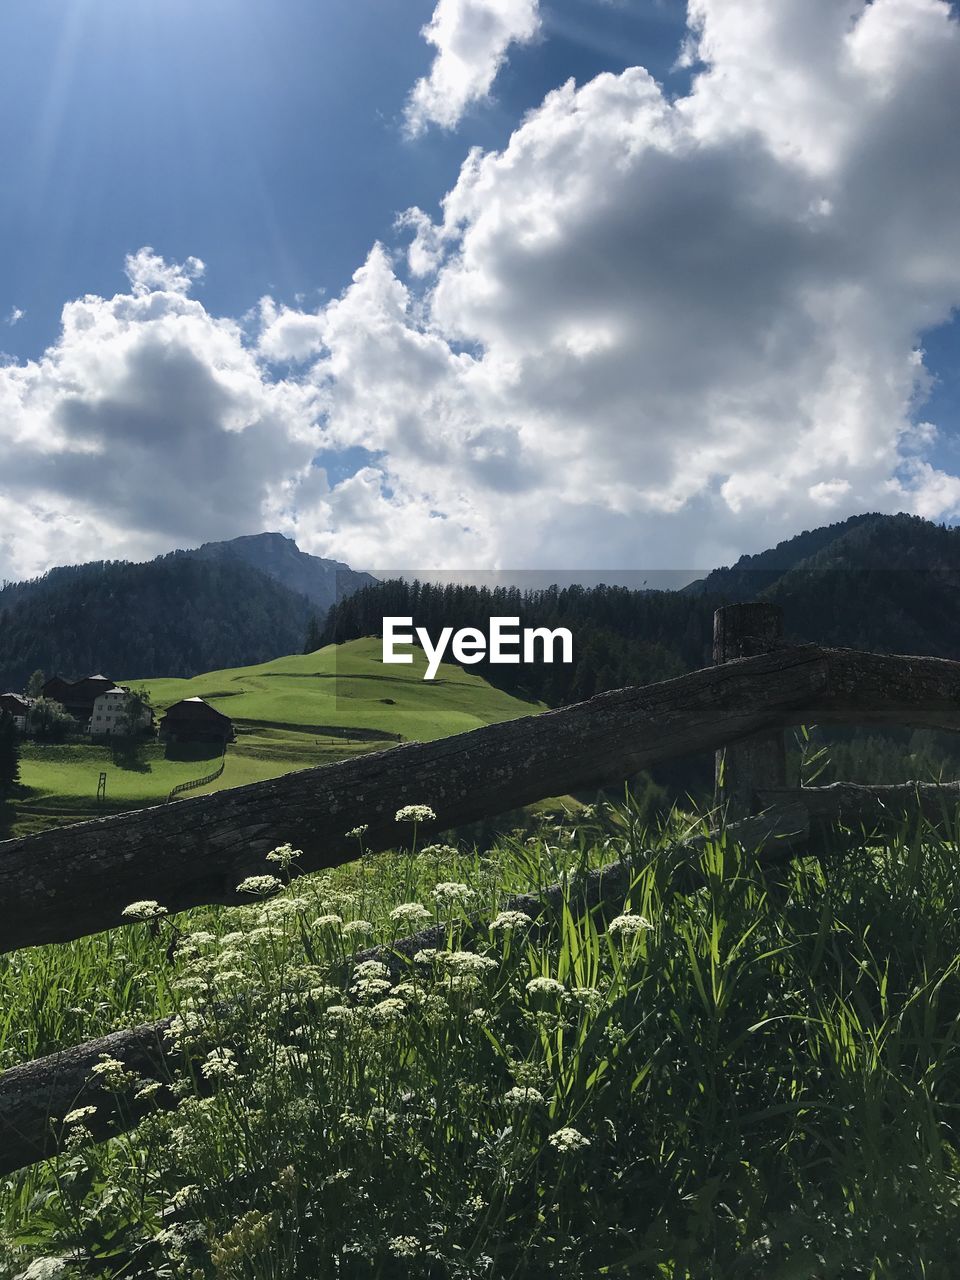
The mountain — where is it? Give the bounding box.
[682,513,884,597]
[0,555,316,691]
[187,532,375,613]
[0,533,375,691]
[5,512,958,700]
[319,513,960,710]
[688,512,960,657]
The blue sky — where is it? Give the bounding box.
[0,0,690,360]
[1,0,959,581]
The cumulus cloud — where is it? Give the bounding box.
[124,247,206,297]
[5,307,24,327]
[404,0,541,136]
[0,257,318,580]
[291,0,960,570]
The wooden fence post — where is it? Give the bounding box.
[713,603,786,819]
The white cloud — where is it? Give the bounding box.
[0,255,319,580]
[5,307,24,327]
[124,247,206,297]
[290,0,960,570]
[404,0,541,136]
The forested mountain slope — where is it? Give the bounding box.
[0,555,314,689]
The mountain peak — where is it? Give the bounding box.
[186,532,374,611]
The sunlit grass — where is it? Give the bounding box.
[3,802,960,1277]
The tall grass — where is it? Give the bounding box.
[4,803,960,1278]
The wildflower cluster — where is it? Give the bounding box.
[432,881,473,908]
[395,804,437,824]
[121,900,167,921]
[608,912,653,936]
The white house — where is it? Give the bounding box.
[89,688,153,737]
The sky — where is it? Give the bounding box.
[1,0,959,582]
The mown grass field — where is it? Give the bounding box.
[9,640,541,837]
[4,805,960,1278]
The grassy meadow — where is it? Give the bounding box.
[8,640,541,837]
[4,802,960,1277]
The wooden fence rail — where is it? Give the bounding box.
[166,752,227,803]
[5,640,960,954]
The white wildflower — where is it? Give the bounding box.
[389,902,432,927]
[438,951,497,976]
[504,1086,545,1107]
[258,895,310,921]
[490,910,533,931]
[326,889,358,909]
[63,1105,98,1125]
[370,997,407,1024]
[345,824,369,839]
[548,1126,591,1152]
[608,913,653,936]
[90,1056,132,1087]
[121,900,167,921]
[312,913,343,929]
[432,881,473,907]
[201,1047,238,1080]
[446,973,481,995]
[352,975,393,1000]
[266,842,301,868]
[414,948,438,965]
[526,977,565,998]
[325,1004,354,1023]
[420,843,458,859]
[236,875,283,897]
[169,1184,200,1210]
[567,986,603,1008]
[389,1236,421,1258]
[341,919,373,936]
[395,804,436,823]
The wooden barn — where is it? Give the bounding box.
[159,697,235,745]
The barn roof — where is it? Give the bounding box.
[162,697,232,721]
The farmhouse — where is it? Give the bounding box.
[160,697,235,745]
[0,693,32,731]
[42,674,115,722]
[90,688,154,738]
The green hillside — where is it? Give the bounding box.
[142,636,535,740]
[9,639,542,836]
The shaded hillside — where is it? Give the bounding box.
[683,513,884,599]
[318,515,960,709]
[318,579,723,705]
[0,556,313,690]
[188,531,375,612]
[694,513,960,658]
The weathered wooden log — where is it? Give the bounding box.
[713,603,787,819]
[0,1019,181,1177]
[757,781,960,846]
[4,643,960,954]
